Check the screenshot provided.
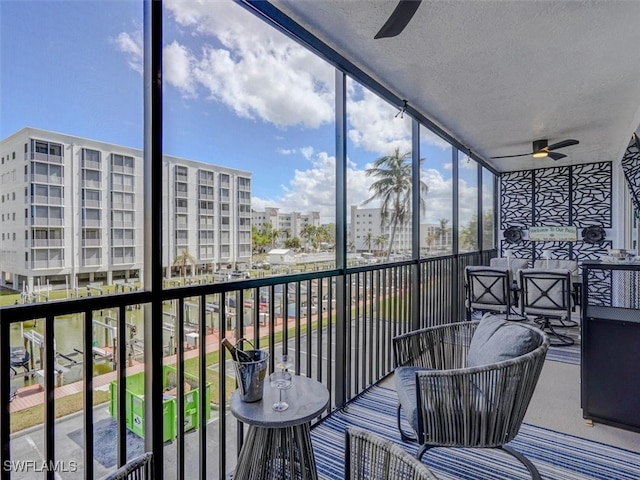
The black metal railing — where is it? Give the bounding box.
[0,251,493,479]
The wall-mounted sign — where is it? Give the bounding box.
[528,226,577,242]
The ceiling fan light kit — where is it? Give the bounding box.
[491,139,579,161]
[532,139,549,158]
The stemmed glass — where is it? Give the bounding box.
[269,369,292,411]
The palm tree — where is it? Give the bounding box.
[374,234,387,256]
[364,148,428,260]
[437,218,450,249]
[285,236,301,250]
[317,224,333,247]
[364,232,374,253]
[173,248,197,278]
[300,224,317,252]
[271,228,280,248]
[425,233,438,253]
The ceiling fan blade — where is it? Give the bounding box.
[374,0,422,39]
[490,152,531,159]
[548,152,567,161]
[547,139,579,151]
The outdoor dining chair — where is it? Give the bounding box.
[464,266,516,320]
[519,268,575,346]
[490,257,529,288]
[533,259,581,314]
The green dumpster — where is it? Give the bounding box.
[109,365,211,442]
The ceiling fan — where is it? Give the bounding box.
[491,139,580,161]
[374,0,422,39]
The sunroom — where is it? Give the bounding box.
[2,1,640,479]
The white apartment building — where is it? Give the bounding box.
[421,223,453,253]
[252,207,320,240]
[349,206,454,255]
[0,127,251,292]
[350,205,412,253]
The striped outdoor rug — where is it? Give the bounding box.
[311,386,640,479]
[545,325,581,365]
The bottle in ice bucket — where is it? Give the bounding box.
[221,337,253,362]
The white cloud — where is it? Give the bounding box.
[164,41,196,96]
[459,153,479,170]
[419,169,478,226]
[116,0,453,156]
[114,31,143,74]
[346,86,412,155]
[113,0,477,224]
[420,169,452,224]
[254,157,479,228]
[278,148,296,155]
[420,128,453,151]
[251,151,374,224]
[457,179,481,225]
[162,0,335,129]
[300,146,314,160]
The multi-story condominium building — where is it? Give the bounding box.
[421,223,453,253]
[0,127,251,293]
[350,205,412,254]
[163,155,252,275]
[252,207,320,240]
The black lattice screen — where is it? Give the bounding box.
[621,134,640,219]
[572,162,612,228]
[500,162,612,262]
[534,166,570,226]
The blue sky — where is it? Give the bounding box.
[1,0,484,225]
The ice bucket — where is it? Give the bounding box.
[232,343,269,403]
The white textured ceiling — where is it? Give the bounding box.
[271,0,640,172]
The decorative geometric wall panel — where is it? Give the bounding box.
[533,167,570,226]
[573,241,612,265]
[532,241,572,262]
[586,269,612,307]
[621,136,640,219]
[500,162,612,264]
[500,171,532,229]
[500,240,532,260]
[571,162,612,228]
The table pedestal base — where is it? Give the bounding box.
[234,423,318,480]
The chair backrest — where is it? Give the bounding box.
[490,257,529,272]
[519,268,572,319]
[490,258,529,286]
[533,259,578,275]
[345,426,438,479]
[102,452,153,480]
[393,319,549,451]
[465,266,511,313]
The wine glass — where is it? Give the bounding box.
[269,370,292,411]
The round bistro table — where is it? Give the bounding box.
[230,375,329,480]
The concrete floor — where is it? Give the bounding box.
[525,359,640,453]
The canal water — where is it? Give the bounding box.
[7,300,147,385]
